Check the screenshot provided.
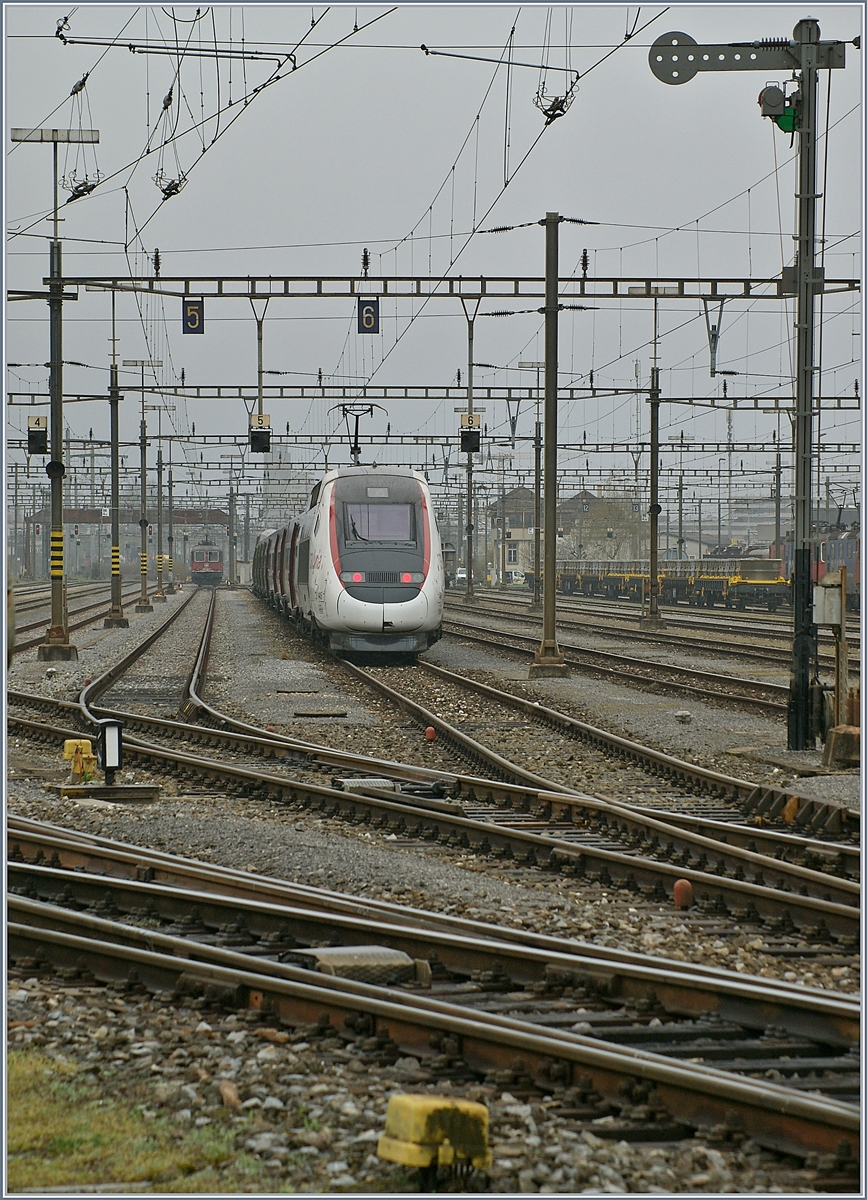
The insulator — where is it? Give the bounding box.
[581,249,589,277]
[488,310,514,318]
[361,247,370,276]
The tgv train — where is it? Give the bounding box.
[253,466,444,653]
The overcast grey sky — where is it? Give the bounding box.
[4,3,863,516]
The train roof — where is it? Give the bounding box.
[320,465,428,483]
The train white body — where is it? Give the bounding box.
[252,466,444,653]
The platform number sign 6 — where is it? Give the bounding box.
[358,297,379,334]
[183,297,204,334]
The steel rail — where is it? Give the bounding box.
[6,718,859,938]
[7,911,858,1161]
[445,595,860,673]
[448,591,858,641]
[74,586,201,723]
[12,581,113,616]
[10,814,855,1013]
[25,680,856,867]
[340,674,861,903]
[10,666,860,892]
[13,585,159,653]
[414,660,859,837]
[95,581,856,846]
[8,867,858,1049]
[443,617,788,711]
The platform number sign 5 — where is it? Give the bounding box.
[183,297,204,334]
[358,297,379,334]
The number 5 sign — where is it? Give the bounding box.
[357,297,379,334]
[183,297,204,334]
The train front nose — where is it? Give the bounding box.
[336,586,428,631]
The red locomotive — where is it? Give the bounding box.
[190,542,224,587]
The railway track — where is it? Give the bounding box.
[442,616,788,713]
[460,590,861,647]
[13,584,159,653]
[12,581,116,616]
[6,820,859,1163]
[445,595,860,678]
[7,591,859,945]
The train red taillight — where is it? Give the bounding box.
[401,572,425,583]
[339,570,366,583]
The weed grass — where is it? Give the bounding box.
[6,1049,292,1193]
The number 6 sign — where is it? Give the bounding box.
[357,297,379,334]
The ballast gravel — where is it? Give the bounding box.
[7,586,860,1192]
[8,972,850,1195]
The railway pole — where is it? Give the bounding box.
[154,448,166,601]
[244,493,250,564]
[229,487,237,587]
[499,463,507,591]
[105,293,128,627]
[125,360,161,612]
[529,213,568,678]
[11,128,99,659]
[697,497,702,560]
[788,23,823,747]
[647,21,850,748]
[166,468,175,594]
[460,297,482,602]
[519,361,544,609]
[642,297,664,627]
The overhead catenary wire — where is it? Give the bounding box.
[331,4,665,396]
[7,7,396,246]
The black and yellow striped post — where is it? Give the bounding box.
[154,552,166,602]
[104,354,129,628]
[135,541,153,612]
[49,529,63,579]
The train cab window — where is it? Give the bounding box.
[208,551,220,562]
[193,551,205,562]
[343,503,416,544]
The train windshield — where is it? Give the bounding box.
[343,503,415,544]
[336,475,420,548]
